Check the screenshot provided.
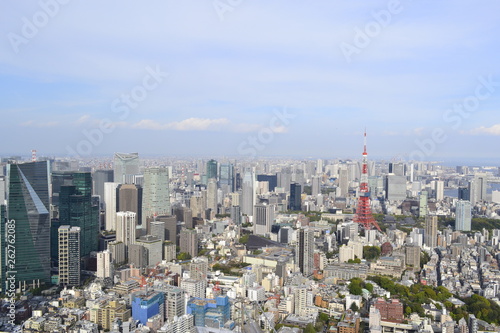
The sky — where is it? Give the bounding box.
[1,1,499,163]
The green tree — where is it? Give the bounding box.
[363,246,381,260]
[350,302,359,311]
[177,252,192,260]
[365,283,374,293]
[304,323,316,333]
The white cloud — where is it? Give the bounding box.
[132,118,230,131]
[467,124,500,136]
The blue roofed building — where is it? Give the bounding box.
[187,295,233,329]
[132,291,165,325]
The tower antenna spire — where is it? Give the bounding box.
[354,129,381,231]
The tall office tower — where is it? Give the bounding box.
[470,174,487,205]
[180,229,198,258]
[50,171,75,207]
[0,176,5,204]
[257,175,277,192]
[424,215,438,248]
[456,200,472,231]
[206,159,218,181]
[96,250,113,279]
[175,207,193,229]
[116,211,137,252]
[338,167,349,197]
[277,168,291,191]
[7,161,51,284]
[156,215,178,243]
[104,182,120,231]
[150,221,165,241]
[207,178,218,212]
[230,205,241,225]
[58,172,99,257]
[136,235,163,266]
[458,186,470,201]
[435,181,444,201]
[58,226,81,286]
[117,184,142,225]
[219,163,234,192]
[384,175,407,201]
[253,203,275,236]
[316,159,323,175]
[389,162,405,176]
[311,176,321,197]
[113,152,140,184]
[92,170,113,205]
[289,183,302,211]
[419,191,428,218]
[296,228,314,276]
[241,171,254,216]
[353,132,381,231]
[0,205,6,288]
[128,243,148,268]
[142,167,170,224]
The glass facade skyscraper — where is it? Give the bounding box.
[7,161,51,284]
[58,172,99,257]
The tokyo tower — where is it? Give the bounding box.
[353,130,381,231]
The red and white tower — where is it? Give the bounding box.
[353,131,381,231]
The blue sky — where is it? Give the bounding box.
[1,1,499,162]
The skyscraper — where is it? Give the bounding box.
[241,171,254,216]
[296,228,314,276]
[180,229,198,258]
[113,152,140,184]
[7,161,51,284]
[311,176,321,197]
[0,205,6,289]
[116,211,137,252]
[206,159,218,181]
[219,163,234,192]
[253,203,275,236]
[58,172,99,257]
[207,178,217,213]
[92,169,114,206]
[97,250,113,279]
[456,200,472,231]
[424,215,438,249]
[117,184,142,225]
[142,167,170,224]
[58,226,81,286]
[289,183,302,211]
[104,182,120,231]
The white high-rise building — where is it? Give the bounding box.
[456,200,472,231]
[207,178,217,212]
[58,226,81,286]
[116,211,137,249]
[97,250,113,279]
[435,181,444,201]
[241,171,255,216]
[104,182,120,231]
[181,278,207,299]
[142,167,170,224]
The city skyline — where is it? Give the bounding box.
[1,1,500,162]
